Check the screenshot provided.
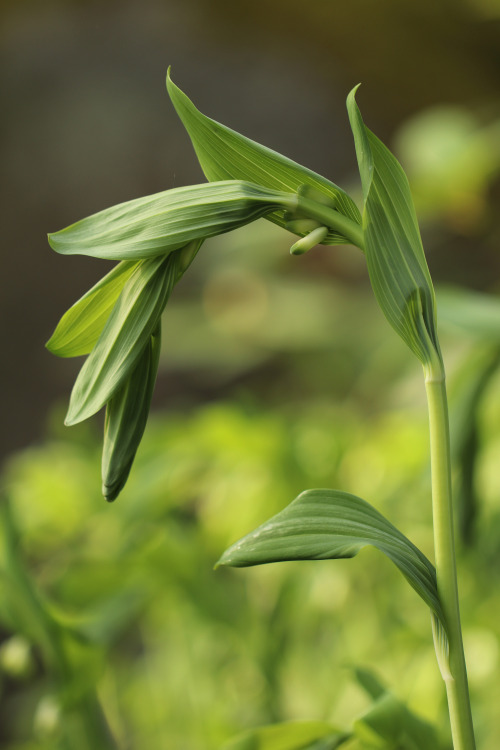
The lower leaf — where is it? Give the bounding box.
[217,489,448,653]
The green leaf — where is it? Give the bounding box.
[46,261,139,357]
[65,253,178,426]
[352,668,449,750]
[449,346,500,546]
[48,181,296,261]
[352,668,386,701]
[346,88,442,372]
[217,489,447,640]
[101,323,161,502]
[166,70,361,246]
[437,285,500,341]
[354,693,447,750]
[221,721,350,750]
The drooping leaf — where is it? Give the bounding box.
[48,181,296,261]
[166,70,362,246]
[101,323,161,502]
[346,88,442,372]
[217,489,447,642]
[221,720,350,750]
[46,260,139,357]
[65,253,178,426]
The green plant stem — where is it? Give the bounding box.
[294,194,365,250]
[425,370,476,750]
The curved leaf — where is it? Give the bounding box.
[217,489,447,640]
[167,70,361,246]
[46,260,139,357]
[346,88,442,372]
[65,253,177,426]
[48,181,295,261]
[101,323,161,502]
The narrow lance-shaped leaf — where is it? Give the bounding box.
[167,70,362,246]
[346,88,442,373]
[66,252,179,426]
[101,323,162,502]
[46,260,139,358]
[217,489,448,653]
[48,181,297,261]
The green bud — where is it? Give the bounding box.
[101,324,161,502]
[290,226,329,255]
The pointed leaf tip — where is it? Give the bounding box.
[166,74,362,245]
[347,90,442,372]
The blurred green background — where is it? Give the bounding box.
[1,0,500,748]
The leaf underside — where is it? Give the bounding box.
[65,253,178,426]
[48,181,293,261]
[46,260,139,357]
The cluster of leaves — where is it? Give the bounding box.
[46,69,468,745]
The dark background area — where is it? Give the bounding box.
[1,0,500,459]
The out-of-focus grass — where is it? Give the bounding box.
[2,346,500,748]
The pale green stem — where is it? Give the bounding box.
[293,194,365,251]
[425,367,476,750]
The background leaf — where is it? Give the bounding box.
[352,668,450,750]
[221,721,350,750]
[437,286,500,342]
[167,71,361,246]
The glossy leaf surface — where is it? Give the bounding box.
[66,253,178,426]
[101,324,161,502]
[48,181,294,261]
[46,261,139,357]
[167,71,361,245]
[218,489,446,635]
[347,89,441,370]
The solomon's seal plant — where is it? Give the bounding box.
[48,69,476,749]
